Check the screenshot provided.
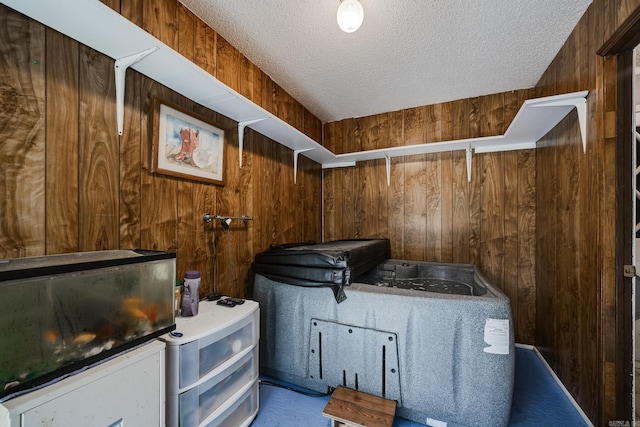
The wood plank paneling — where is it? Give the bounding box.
[0,2,322,303]
[532,0,640,423]
[323,88,536,344]
[360,115,384,239]
[46,29,79,255]
[324,88,539,353]
[78,45,119,251]
[120,0,143,27]
[536,129,558,364]
[387,111,405,258]
[216,35,239,92]
[425,105,442,261]
[142,0,179,51]
[118,44,142,251]
[451,99,470,263]
[194,18,216,77]
[403,106,427,261]
[8,0,640,423]
[140,85,178,254]
[0,8,46,258]
[175,5,197,285]
[352,118,365,237]
[301,154,322,242]
[468,97,483,267]
[479,94,505,290]
[304,108,322,144]
[517,148,536,344]
[440,102,453,263]
[583,6,603,420]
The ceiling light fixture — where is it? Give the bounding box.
[337,0,364,33]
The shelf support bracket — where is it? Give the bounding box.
[237,118,267,168]
[293,148,314,183]
[466,146,473,183]
[575,99,587,153]
[114,47,158,136]
[532,96,588,153]
[385,154,391,186]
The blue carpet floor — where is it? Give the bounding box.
[250,347,589,427]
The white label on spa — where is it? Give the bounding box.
[483,318,510,354]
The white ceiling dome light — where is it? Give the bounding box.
[337,0,364,33]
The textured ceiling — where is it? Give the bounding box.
[178,0,592,123]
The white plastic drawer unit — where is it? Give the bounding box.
[160,300,260,427]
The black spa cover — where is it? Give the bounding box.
[252,239,390,303]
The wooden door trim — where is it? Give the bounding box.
[616,48,634,422]
[598,9,640,421]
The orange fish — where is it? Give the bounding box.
[143,303,158,323]
[122,297,143,310]
[73,333,96,344]
[45,330,59,343]
[126,307,148,319]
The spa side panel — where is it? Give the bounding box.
[253,245,514,427]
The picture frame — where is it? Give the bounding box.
[150,97,225,186]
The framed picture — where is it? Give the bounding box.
[150,97,225,185]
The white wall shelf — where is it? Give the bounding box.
[323,90,588,184]
[3,0,588,185]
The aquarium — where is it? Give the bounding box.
[0,249,176,401]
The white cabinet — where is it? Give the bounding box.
[0,340,166,427]
[160,300,259,427]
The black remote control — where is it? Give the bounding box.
[227,297,245,305]
[207,292,223,301]
[216,298,236,307]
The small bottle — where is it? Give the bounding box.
[181,270,201,317]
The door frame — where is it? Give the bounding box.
[598,8,640,420]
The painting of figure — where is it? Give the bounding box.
[151,98,225,186]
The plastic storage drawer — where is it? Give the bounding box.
[160,300,260,427]
[169,310,258,388]
[177,346,258,426]
[203,381,258,427]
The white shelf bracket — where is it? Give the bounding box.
[466,146,473,183]
[575,99,587,153]
[293,148,314,183]
[238,118,267,168]
[532,96,588,153]
[114,47,158,135]
[385,154,391,186]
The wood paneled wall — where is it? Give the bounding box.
[322,1,640,423]
[534,0,640,424]
[0,2,322,299]
[323,88,537,345]
[4,0,640,424]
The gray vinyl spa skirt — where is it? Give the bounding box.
[252,240,515,427]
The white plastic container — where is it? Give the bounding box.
[160,300,259,427]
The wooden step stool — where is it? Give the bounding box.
[322,386,397,427]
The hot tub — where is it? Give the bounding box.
[252,239,514,427]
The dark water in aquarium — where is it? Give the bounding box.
[0,258,174,397]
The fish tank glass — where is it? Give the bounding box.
[0,249,176,401]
